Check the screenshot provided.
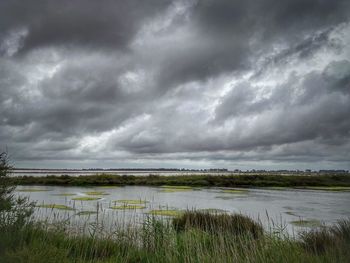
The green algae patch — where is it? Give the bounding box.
[221,189,248,194]
[110,205,146,210]
[160,187,193,193]
[52,193,76,196]
[37,204,74,210]
[148,209,184,217]
[290,219,322,227]
[17,189,51,192]
[83,191,110,196]
[76,211,98,216]
[301,186,350,192]
[114,199,148,205]
[72,196,101,201]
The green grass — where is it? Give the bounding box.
[1,209,350,263]
[1,214,349,263]
[36,204,74,210]
[72,196,101,201]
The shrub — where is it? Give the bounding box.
[0,152,35,229]
[173,211,263,239]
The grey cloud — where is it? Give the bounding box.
[1,0,350,169]
[0,0,172,55]
[323,60,350,93]
[156,0,350,88]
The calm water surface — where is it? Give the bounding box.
[15,185,350,235]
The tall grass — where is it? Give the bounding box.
[0,211,349,262]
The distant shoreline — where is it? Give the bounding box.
[9,173,350,188]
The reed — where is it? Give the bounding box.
[1,210,350,262]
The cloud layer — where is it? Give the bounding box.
[1,0,350,169]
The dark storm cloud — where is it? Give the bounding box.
[0,0,350,169]
[155,0,350,88]
[0,0,172,54]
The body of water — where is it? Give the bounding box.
[15,185,350,235]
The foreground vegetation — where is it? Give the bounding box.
[1,210,350,263]
[9,173,350,188]
[2,153,350,262]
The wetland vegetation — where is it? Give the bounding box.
[9,173,350,188]
[1,153,350,262]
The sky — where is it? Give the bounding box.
[0,0,350,170]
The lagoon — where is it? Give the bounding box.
[16,185,350,235]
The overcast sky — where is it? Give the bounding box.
[1,0,350,170]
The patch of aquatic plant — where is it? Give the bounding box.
[83,191,109,195]
[148,209,184,217]
[72,196,101,201]
[76,211,98,216]
[114,199,148,205]
[173,211,263,238]
[110,205,146,210]
[17,189,51,192]
[52,193,76,196]
[37,204,74,210]
[290,219,322,227]
[221,189,248,194]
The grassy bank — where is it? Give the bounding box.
[9,173,350,188]
[1,211,349,263]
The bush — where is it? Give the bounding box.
[0,152,35,245]
[173,211,263,239]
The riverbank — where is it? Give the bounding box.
[9,173,350,188]
[1,211,349,263]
